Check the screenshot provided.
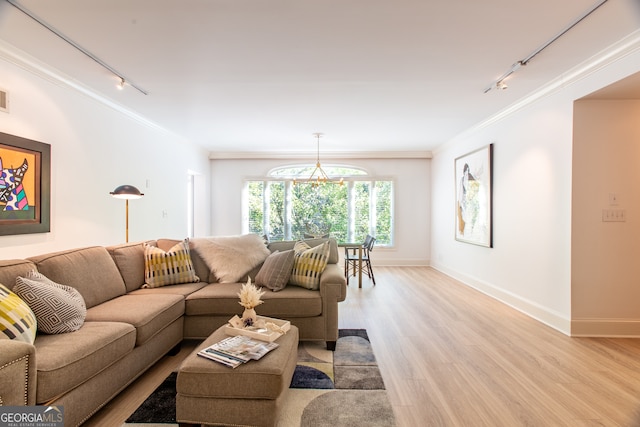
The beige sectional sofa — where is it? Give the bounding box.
[0,237,346,427]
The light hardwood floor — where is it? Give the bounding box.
[87,267,640,426]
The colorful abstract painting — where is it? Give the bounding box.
[0,132,50,235]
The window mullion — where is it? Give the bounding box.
[263,181,270,237]
[347,181,355,242]
[284,181,293,240]
[370,181,377,237]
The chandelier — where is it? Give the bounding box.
[293,133,344,187]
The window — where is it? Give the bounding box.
[245,165,393,245]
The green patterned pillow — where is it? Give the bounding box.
[289,241,330,290]
[0,283,37,344]
[14,271,86,334]
[143,239,200,288]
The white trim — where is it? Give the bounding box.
[371,259,430,267]
[436,29,640,154]
[209,151,433,160]
[571,319,640,337]
[0,39,185,142]
[431,262,572,336]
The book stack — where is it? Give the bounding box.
[197,335,279,368]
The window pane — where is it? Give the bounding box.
[245,178,393,246]
[375,181,393,245]
[354,182,370,243]
[268,182,285,240]
[248,181,264,234]
[291,184,347,240]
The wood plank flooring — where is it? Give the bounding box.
[87,267,640,426]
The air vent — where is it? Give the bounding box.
[0,89,8,113]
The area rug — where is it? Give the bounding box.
[124,329,395,426]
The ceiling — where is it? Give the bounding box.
[0,0,639,154]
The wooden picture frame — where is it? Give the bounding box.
[455,144,493,247]
[0,132,51,235]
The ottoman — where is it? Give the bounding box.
[176,325,299,427]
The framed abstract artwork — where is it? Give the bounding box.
[0,132,51,235]
[455,144,493,247]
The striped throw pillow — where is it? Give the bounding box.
[143,239,200,288]
[0,283,37,343]
[289,241,330,290]
[255,249,295,292]
[14,271,86,334]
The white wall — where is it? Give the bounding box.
[572,100,640,335]
[0,49,211,259]
[430,35,640,335]
[210,157,431,266]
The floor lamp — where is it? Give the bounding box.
[110,185,144,242]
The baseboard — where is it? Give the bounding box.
[571,319,640,337]
[373,259,430,267]
[431,262,571,336]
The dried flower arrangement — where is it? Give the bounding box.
[237,278,265,326]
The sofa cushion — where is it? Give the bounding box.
[127,281,208,296]
[289,241,330,290]
[14,271,86,334]
[190,234,271,283]
[0,283,37,344]
[28,247,127,309]
[107,241,156,292]
[268,238,339,264]
[0,259,37,291]
[143,240,200,288]
[85,294,185,346]
[185,282,322,318]
[34,321,136,404]
[255,250,295,292]
[259,285,323,317]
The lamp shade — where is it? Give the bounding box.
[110,185,144,200]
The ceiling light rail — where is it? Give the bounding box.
[5,0,148,95]
[484,0,609,93]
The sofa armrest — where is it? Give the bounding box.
[319,263,347,349]
[0,340,36,406]
[319,264,347,302]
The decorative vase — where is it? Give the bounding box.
[242,308,257,326]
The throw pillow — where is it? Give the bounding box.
[289,241,330,290]
[255,250,295,292]
[14,271,87,335]
[143,239,200,288]
[0,283,37,343]
[190,234,271,283]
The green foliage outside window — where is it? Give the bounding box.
[247,176,393,246]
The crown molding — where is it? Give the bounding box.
[0,39,185,141]
[437,28,640,154]
[208,150,432,160]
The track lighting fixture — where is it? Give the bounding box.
[117,78,125,90]
[6,0,148,95]
[484,0,608,93]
